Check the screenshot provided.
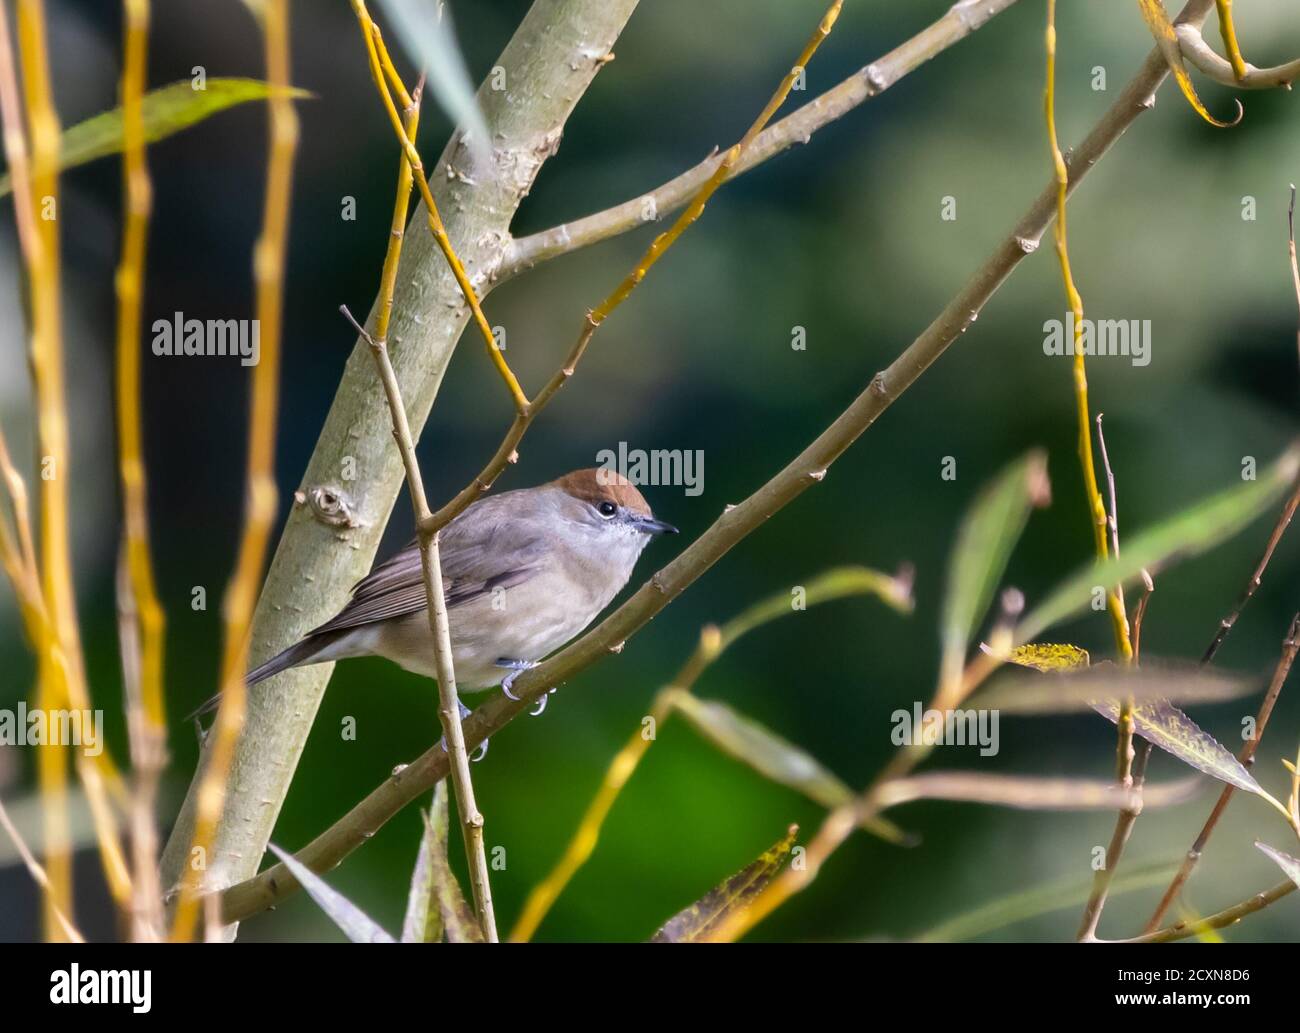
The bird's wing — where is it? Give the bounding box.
[311,503,546,635]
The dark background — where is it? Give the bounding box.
[1,0,1299,942]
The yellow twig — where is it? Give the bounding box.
[171,0,298,942]
[418,0,844,538]
[116,0,169,942]
[509,626,723,943]
[14,0,132,934]
[591,2,843,324]
[1045,1,1133,664]
[509,704,667,943]
[350,0,529,414]
[1214,0,1248,81]
[116,0,164,733]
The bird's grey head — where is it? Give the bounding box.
[546,468,677,564]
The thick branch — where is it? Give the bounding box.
[159,0,641,927]
[220,0,1209,925]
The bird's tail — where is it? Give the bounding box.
[185,630,346,721]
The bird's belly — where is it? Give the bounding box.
[372,575,604,690]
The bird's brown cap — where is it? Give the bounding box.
[552,468,653,516]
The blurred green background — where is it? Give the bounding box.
[2,0,1299,942]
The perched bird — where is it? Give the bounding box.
[191,469,676,720]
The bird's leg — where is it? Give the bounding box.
[496,658,539,701]
[440,701,489,762]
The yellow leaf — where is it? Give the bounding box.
[1136,0,1243,128]
[1007,643,1090,672]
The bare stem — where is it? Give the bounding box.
[342,298,498,941]
[1176,22,1300,88]
[15,0,132,935]
[1117,880,1296,943]
[171,0,298,941]
[500,0,1024,279]
[114,0,169,943]
[352,0,528,414]
[1143,613,1300,932]
[419,0,846,538]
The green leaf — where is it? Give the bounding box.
[666,691,908,845]
[1020,446,1300,643]
[940,451,1050,681]
[972,661,1253,714]
[1255,841,1300,889]
[267,844,394,944]
[1091,699,1263,795]
[719,565,913,650]
[1006,643,1090,672]
[376,0,491,167]
[425,781,485,943]
[650,825,798,942]
[875,771,1199,811]
[914,858,1179,942]
[0,78,312,198]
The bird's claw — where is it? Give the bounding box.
[497,658,539,701]
[530,688,557,717]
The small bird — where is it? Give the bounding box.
[192,469,676,720]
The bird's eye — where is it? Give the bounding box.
[597,501,617,518]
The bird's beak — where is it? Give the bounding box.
[633,514,678,536]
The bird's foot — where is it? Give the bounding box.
[496,658,539,700]
[531,688,557,717]
[440,701,488,761]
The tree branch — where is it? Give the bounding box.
[219,0,1216,926]
[1176,23,1300,88]
[159,0,642,932]
[497,0,1024,281]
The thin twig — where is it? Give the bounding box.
[1045,0,1133,664]
[171,0,298,941]
[115,0,168,943]
[1176,23,1300,88]
[0,796,83,942]
[15,0,133,934]
[1289,184,1299,371]
[1075,743,1151,941]
[1047,0,1137,942]
[219,0,1219,925]
[1143,613,1300,932]
[509,626,724,942]
[346,301,498,941]
[500,0,1024,279]
[1213,0,1248,81]
[419,0,845,538]
[1202,489,1300,666]
[1118,880,1295,943]
[351,0,528,413]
